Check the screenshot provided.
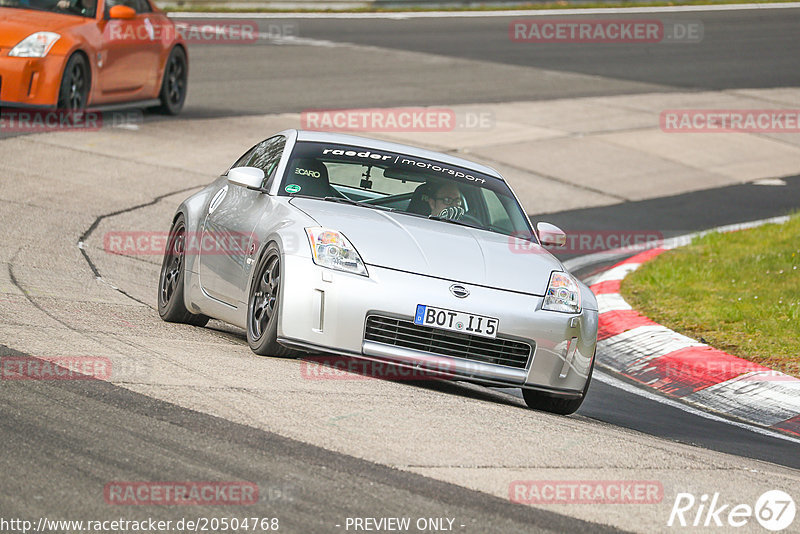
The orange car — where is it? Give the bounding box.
[0,0,187,113]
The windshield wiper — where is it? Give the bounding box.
[322,196,395,211]
[427,215,483,230]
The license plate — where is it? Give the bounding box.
[414,305,499,339]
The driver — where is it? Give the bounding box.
[56,0,95,15]
[426,181,465,221]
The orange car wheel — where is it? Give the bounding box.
[57,53,89,111]
[156,46,187,115]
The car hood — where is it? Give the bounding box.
[290,198,563,296]
[0,8,81,48]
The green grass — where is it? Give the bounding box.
[161,0,800,13]
[621,213,800,378]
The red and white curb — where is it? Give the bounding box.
[590,220,800,437]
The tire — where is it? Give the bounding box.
[522,359,594,415]
[57,53,89,111]
[157,215,209,327]
[155,46,187,115]
[246,245,294,357]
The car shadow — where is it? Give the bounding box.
[297,353,525,409]
[203,321,526,409]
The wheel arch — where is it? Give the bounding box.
[245,237,284,304]
[159,43,189,90]
[59,49,93,107]
[174,43,188,68]
[172,201,205,310]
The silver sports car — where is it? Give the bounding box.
[158,130,598,414]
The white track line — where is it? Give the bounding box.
[168,2,800,19]
[592,369,800,445]
[564,215,790,273]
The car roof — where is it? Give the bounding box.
[292,129,504,180]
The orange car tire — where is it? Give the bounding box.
[154,46,187,115]
[57,52,90,111]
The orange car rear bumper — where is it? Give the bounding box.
[0,55,67,108]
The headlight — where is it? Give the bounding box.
[543,271,581,313]
[305,227,368,277]
[9,32,61,58]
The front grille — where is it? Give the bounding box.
[364,315,532,369]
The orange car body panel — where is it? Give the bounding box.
[0,0,185,108]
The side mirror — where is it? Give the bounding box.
[537,222,567,247]
[109,5,136,19]
[227,166,265,190]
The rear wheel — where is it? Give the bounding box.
[57,53,89,111]
[247,245,294,357]
[158,215,209,327]
[155,46,187,115]
[522,360,594,415]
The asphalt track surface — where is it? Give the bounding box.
[0,345,610,533]
[179,8,800,117]
[2,7,800,533]
[264,11,800,89]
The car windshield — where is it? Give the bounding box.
[279,141,536,240]
[1,0,97,17]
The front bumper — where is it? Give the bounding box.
[278,254,598,394]
[0,55,66,108]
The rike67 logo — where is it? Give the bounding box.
[668,490,795,531]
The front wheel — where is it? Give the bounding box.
[155,46,188,115]
[247,245,294,357]
[522,360,594,415]
[157,215,208,327]
[57,53,89,111]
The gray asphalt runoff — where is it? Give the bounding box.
[2,6,800,533]
[179,9,800,117]
[283,11,800,90]
[0,345,616,533]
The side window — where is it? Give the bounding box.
[232,145,258,169]
[105,0,142,14]
[233,136,286,188]
[481,189,513,232]
[136,0,151,12]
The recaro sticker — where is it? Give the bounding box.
[294,168,321,178]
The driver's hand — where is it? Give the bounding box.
[438,206,465,221]
[56,0,71,8]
